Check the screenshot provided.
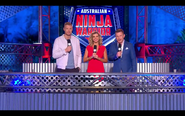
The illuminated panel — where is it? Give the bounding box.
[68,6,121,47]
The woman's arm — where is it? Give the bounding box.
[83,48,93,62]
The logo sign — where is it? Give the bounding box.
[69,7,121,47]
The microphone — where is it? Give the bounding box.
[118,43,121,52]
[67,39,71,53]
[93,45,97,53]
[67,39,71,46]
[117,43,121,58]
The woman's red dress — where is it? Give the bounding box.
[86,45,105,73]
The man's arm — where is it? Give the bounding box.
[52,39,67,59]
[108,43,118,61]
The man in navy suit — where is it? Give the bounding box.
[108,29,137,73]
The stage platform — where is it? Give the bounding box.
[0,63,183,110]
[0,72,185,110]
[0,72,185,93]
[0,62,184,110]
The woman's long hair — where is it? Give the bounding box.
[88,31,103,46]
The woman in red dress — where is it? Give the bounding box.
[83,31,108,73]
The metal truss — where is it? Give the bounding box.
[0,72,185,93]
[38,6,51,63]
[0,43,42,72]
[135,43,185,72]
[0,43,42,56]
[145,44,185,57]
[0,6,50,63]
[136,43,185,57]
[136,6,148,44]
[135,6,185,67]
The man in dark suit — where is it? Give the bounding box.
[108,29,137,73]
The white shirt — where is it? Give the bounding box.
[52,34,82,69]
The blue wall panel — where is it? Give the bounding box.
[1,6,185,45]
[129,6,185,45]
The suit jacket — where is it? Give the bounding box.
[108,41,137,73]
[52,34,82,69]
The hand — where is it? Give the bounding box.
[65,46,71,53]
[116,51,122,58]
[92,53,98,59]
[94,54,98,59]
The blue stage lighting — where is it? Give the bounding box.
[13,79,22,85]
[12,79,31,86]
[183,79,185,86]
[26,80,31,85]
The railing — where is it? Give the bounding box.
[0,43,42,72]
[135,43,185,72]
[0,72,185,93]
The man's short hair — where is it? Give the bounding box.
[64,22,72,27]
[115,28,124,34]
